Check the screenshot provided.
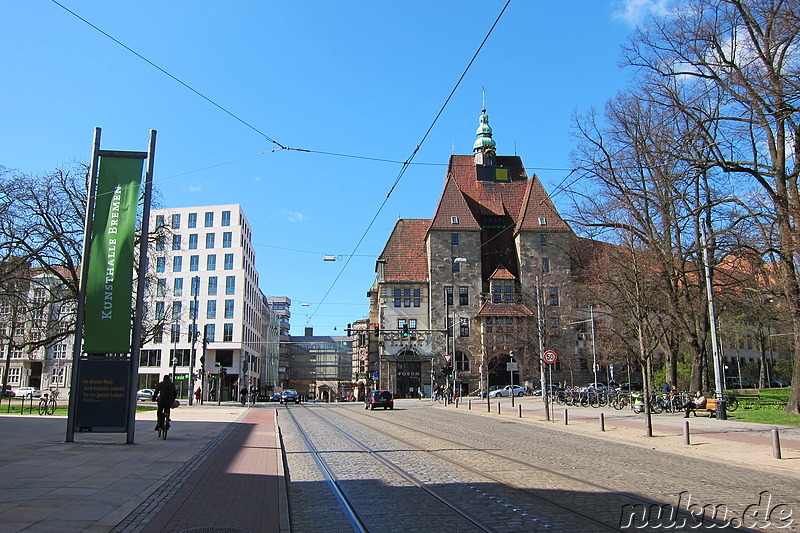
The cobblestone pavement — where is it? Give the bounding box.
[280,400,800,533]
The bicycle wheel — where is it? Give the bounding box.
[726,396,738,412]
[38,399,47,416]
[47,399,57,415]
[651,400,663,414]
[162,426,168,440]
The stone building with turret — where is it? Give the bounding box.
[366,110,592,398]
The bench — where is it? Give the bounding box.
[688,397,717,417]
[733,388,761,399]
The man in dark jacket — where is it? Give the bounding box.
[152,375,177,430]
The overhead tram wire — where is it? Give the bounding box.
[307,0,512,322]
[50,0,285,150]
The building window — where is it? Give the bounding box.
[541,257,550,273]
[189,300,198,320]
[173,278,183,297]
[170,323,180,344]
[492,285,501,303]
[156,278,167,297]
[459,286,469,306]
[452,258,461,272]
[549,287,560,306]
[204,212,214,227]
[173,256,182,272]
[456,351,470,372]
[451,216,459,224]
[190,277,199,296]
[205,233,215,249]
[207,254,216,271]
[190,255,200,272]
[207,300,217,319]
[540,234,548,247]
[171,214,180,229]
[155,215,164,228]
[208,276,218,295]
[155,301,165,320]
[53,344,68,359]
[223,323,233,342]
[188,212,197,228]
[413,289,421,307]
[393,288,401,307]
[222,210,231,226]
[445,287,453,306]
[451,233,459,245]
[459,317,470,337]
[155,235,165,252]
[156,257,166,273]
[189,234,198,250]
[172,301,182,320]
[225,276,235,295]
[539,217,547,226]
[504,285,512,301]
[224,253,234,270]
[223,232,232,248]
[224,299,234,319]
[204,324,215,342]
[172,234,181,251]
[154,324,163,343]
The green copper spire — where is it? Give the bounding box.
[473,108,496,152]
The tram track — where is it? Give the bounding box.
[281,402,755,532]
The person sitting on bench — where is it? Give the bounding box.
[683,390,707,418]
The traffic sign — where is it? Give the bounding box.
[443,354,452,364]
[543,350,558,364]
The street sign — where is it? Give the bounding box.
[443,355,452,364]
[543,350,558,364]
[506,362,518,371]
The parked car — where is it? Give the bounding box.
[280,389,300,404]
[489,385,526,398]
[532,385,563,396]
[13,387,42,398]
[137,389,154,401]
[619,382,643,391]
[365,390,394,410]
[270,392,282,402]
[581,382,608,392]
[2,385,14,397]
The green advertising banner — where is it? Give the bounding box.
[83,156,143,353]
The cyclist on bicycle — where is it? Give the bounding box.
[152,375,177,431]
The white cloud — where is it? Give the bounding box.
[188,184,202,194]
[253,176,262,182]
[282,210,305,223]
[612,0,670,26]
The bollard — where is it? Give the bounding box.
[455,397,459,408]
[468,399,471,411]
[487,397,491,413]
[684,420,690,445]
[563,408,569,425]
[519,405,522,418]
[772,428,782,459]
[497,401,501,414]
[599,412,605,432]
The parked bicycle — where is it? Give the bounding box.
[37,389,58,416]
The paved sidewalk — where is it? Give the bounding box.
[451,396,800,475]
[0,402,288,533]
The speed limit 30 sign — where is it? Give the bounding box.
[543,350,558,364]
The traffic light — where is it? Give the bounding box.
[373,323,380,336]
[402,323,409,337]
[346,323,352,336]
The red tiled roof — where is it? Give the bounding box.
[515,174,572,233]
[429,175,481,231]
[378,219,429,283]
[476,301,534,317]
[489,265,516,279]
[447,155,529,219]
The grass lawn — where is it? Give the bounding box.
[725,388,800,426]
[1,400,157,417]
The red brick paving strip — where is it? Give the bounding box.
[141,408,286,533]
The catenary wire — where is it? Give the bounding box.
[307,0,512,321]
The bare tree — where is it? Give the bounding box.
[622,0,800,412]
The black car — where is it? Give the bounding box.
[280,389,300,404]
[365,390,394,410]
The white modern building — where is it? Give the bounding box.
[138,204,264,401]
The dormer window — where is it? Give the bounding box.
[538,217,547,226]
[451,216,459,225]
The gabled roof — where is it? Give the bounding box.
[515,175,571,233]
[446,155,529,219]
[378,219,429,283]
[429,175,481,231]
[476,301,534,317]
[489,265,516,280]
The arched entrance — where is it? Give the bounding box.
[391,349,425,398]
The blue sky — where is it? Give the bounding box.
[1,1,666,335]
